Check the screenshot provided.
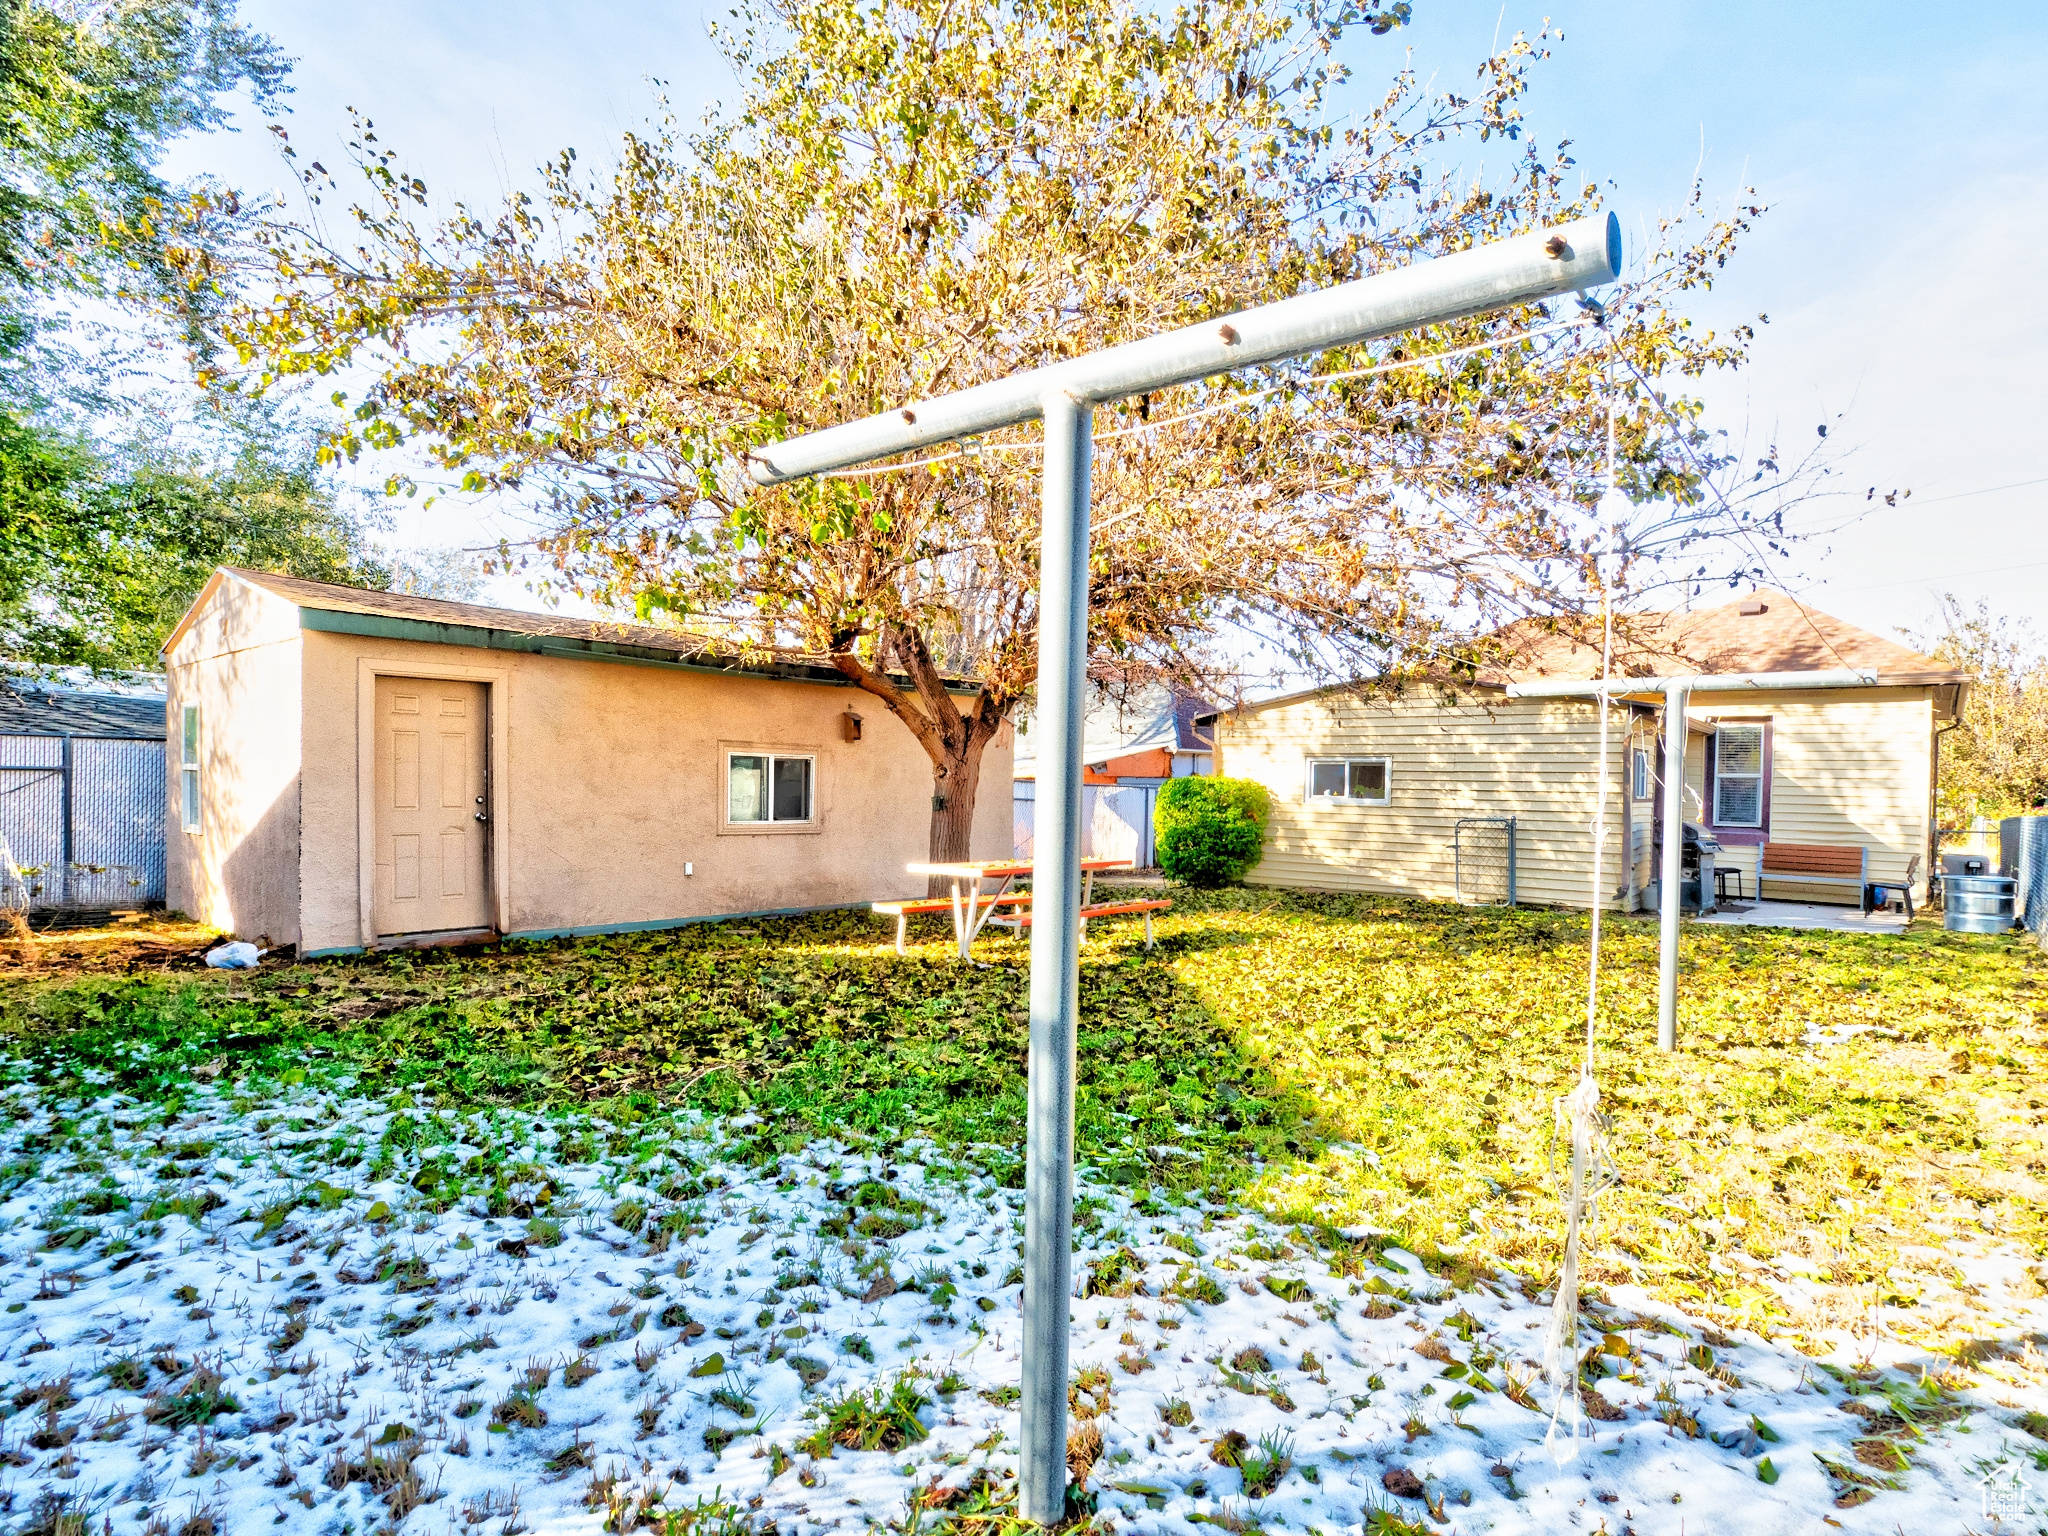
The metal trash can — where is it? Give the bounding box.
[1943,874,2017,934]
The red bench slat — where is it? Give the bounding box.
[1760,843,1865,877]
[871,892,1031,916]
[1012,899,1173,922]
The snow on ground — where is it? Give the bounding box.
[1,1084,2044,1536]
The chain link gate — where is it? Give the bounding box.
[0,735,166,911]
[1454,816,1517,906]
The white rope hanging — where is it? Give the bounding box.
[1541,351,1625,1465]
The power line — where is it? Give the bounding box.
[1830,554,2048,593]
[1800,474,2048,534]
[1882,473,2048,510]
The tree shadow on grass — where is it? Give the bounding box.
[0,904,1318,1206]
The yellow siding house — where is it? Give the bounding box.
[1206,592,1965,911]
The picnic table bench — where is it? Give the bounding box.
[872,891,1032,956]
[873,858,1169,959]
[1005,897,1172,950]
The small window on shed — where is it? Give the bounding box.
[727,752,814,824]
[1632,747,1651,801]
[1306,757,1390,805]
[180,705,202,832]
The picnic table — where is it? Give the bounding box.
[874,858,1161,960]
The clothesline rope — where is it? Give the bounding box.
[1542,330,1623,1465]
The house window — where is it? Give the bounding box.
[1713,723,1766,827]
[728,753,813,823]
[1631,747,1651,801]
[1306,757,1390,805]
[180,705,202,833]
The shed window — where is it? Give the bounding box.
[728,753,813,823]
[1306,757,1389,805]
[1632,747,1651,801]
[180,705,201,833]
[1713,723,1766,827]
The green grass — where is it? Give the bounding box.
[0,904,1309,1194]
[2,890,2042,1349]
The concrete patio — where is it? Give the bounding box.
[1691,898,1911,935]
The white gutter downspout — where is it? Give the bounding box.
[1507,668,1880,1051]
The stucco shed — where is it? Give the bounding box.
[162,569,1011,954]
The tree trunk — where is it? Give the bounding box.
[826,626,1009,897]
[925,730,989,892]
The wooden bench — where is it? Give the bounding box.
[872,892,1031,955]
[1009,898,1173,950]
[1758,842,1871,911]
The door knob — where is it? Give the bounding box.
[474,811,489,823]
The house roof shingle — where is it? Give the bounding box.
[1197,591,1966,725]
[1491,589,1965,687]
[0,685,166,739]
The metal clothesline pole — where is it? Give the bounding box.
[1017,391,1090,1520]
[753,210,1622,1525]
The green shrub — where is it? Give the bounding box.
[1155,777,1269,886]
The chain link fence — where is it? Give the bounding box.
[1,735,165,910]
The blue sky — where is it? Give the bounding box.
[166,0,2048,648]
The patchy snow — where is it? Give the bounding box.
[1,1084,2044,1536]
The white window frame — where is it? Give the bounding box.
[179,704,202,833]
[1631,746,1651,801]
[1304,756,1391,806]
[725,750,816,827]
[1712,722,1767,829]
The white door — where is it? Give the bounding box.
[372,678,490,937]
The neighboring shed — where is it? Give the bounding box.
[1012,685,1215,865]
[162,568,1012,952]
[0,682,167,910]
[1205,591,1965,911]
[1013,684,1216,782]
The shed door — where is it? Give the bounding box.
[372,678,490,937]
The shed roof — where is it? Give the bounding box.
[1013,685,1216,774]
[0,684,166,739]
[169,569,978,693]
[219,569,729,651]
